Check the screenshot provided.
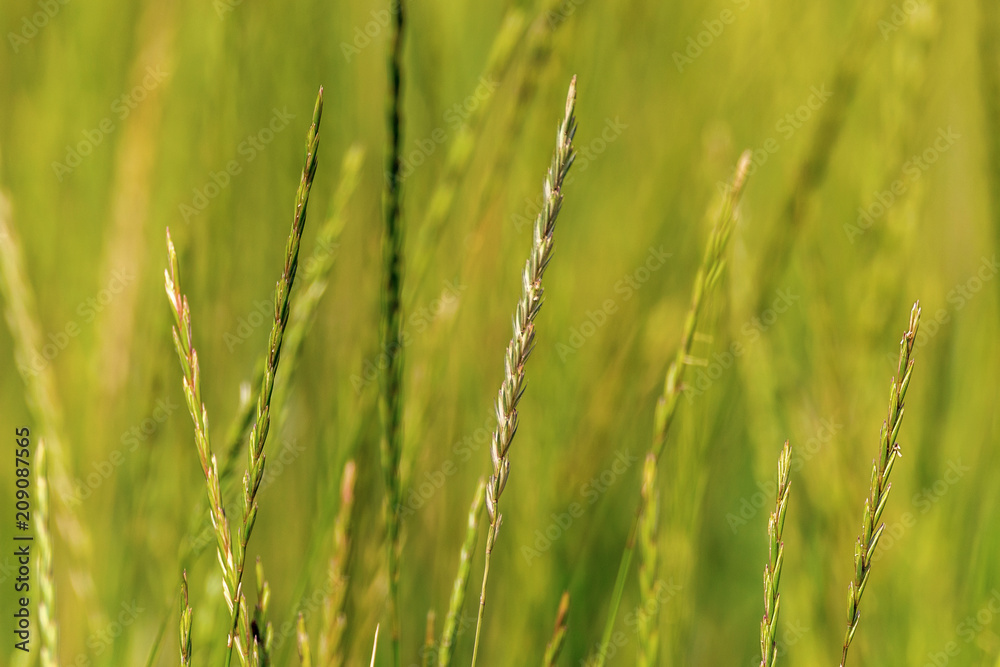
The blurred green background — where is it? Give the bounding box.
[2,0,999,664]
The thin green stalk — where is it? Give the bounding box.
[840,302,920,666]
[229,86,324,666]
[638,453,660,667]
[36,438,58,667]
[438,479,486,667]
[381,2,407,665]
[165,228,243,661]
[471,75,578,667]
[319,459,358,667]
[760,441,791,667]
[542,592,570,667]
[592,151,751,667]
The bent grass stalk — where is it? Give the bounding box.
[381,1,406,664]
[470,75,578,667]
[839,302,920,666]
[593,151,752,667]
[760,441,791,667]
[438,478,486,667]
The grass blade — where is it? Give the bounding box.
[438,478,486,667]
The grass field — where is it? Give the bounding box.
[2,0,1000,665]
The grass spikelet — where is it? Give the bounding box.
[165,227,243,658]
[380,2,407,663]
[542,591,570,667]
[423,610,436,667]
[760,441,791,667]
[296,613,312,667]
[438,478,486,667]
[638,453,660,667]
[839,301,920,666]
[470,75,578,667]
[180,572,193,666]
[594,151,752,667]
[36,438,58,667]
[319,459,358,667]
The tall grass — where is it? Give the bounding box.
[164,87,323,666]
[594,150,751,667]
[839,302,921,665]
[380,2,407,664]
[471,75,578,667]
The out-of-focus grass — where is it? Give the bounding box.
[1,0,998,665]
